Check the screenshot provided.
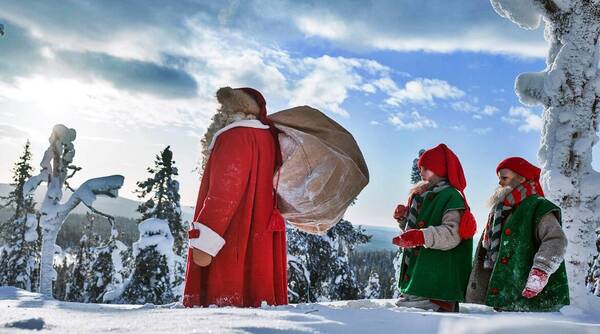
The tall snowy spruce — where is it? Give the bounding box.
[84,214,128,304]
[24,124,124,298]
[136,146,186,257]
[363,271,382,299]
[64,213,98,302]
[410,149,426,184]
[491,0,600,306]
[122,218,184,305]
[287,220,370,303]
[0,141,40,291]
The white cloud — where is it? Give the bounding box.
[388,111,438,130]
[377,78,465,106]
[288,55,389,117]
[294,15,348,40]
[501,106,543,132]
[286,2,547,58]
[451,101,479,113]
[0,76,214,130]
[450,125,467,131]
[473,127,493,135]
[482,105,500,116]
[451,102,500,118]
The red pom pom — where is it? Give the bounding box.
[188,228,200,239]
[458,210,477,240]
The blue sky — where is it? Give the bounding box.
[0,1,591,232]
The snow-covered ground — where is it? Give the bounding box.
[1,287,600,333]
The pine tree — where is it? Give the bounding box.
[0,141,40,291]
[364,271,381,299]
[136,146,186,256]
[53,254,71,301]
[122,218,183,305]
[64,213,98,302]
[410,149,426,184]
[391,248,403,298]
[350,250,397,299]
[287,220,370,303]
[85,229,128,303]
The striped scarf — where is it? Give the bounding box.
[402,180,450,266]
[483,181,542,269]
[405,180,450,231]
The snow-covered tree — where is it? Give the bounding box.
[363,271,381,299]
[85,227,128,304]
[391,248,403,298]
[587,228,600,297]
[410,149,426,184]
[122,218,184,305]
[136,146,186,256]
[490,0,600,305]
[24,124,124,298]
[64,213,99,302]
[287,220,370,303]
[53,249,72,301]
[0,141,40,291]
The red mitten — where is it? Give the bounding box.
[392,229,425,248]
[394,204,408,220]
[522,268,549,299]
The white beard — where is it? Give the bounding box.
[199,111,257,172]
[487,185,514,208]
[409,180,430,197]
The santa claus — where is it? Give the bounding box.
[466,157,569,311]
[182,87,288,308]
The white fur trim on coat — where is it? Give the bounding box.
[208,119,269,151]
[188,222,226,257]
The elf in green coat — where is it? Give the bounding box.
[465,157,570,312]
[393,144,477,312]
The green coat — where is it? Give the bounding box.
[398,187,473,302]
[484,196,570,311]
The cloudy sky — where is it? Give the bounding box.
[1,0,592,231]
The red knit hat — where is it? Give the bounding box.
[496,157,545,196]
[418,144,476,239]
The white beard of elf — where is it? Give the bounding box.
[487,185,514,208]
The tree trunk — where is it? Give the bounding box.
[525,0,600,305]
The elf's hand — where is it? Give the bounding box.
[392,229,425,248]
[521,268,549,299]
[393,204,408,220]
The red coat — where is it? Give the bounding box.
[183,124,288,307]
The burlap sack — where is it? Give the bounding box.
[270,106,369,234]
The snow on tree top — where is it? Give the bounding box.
[50,124,76,144]
[133,218,175,257]
[138,218,173,237]
[490,0,541,30]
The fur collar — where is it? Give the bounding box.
[208,119,269,151]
